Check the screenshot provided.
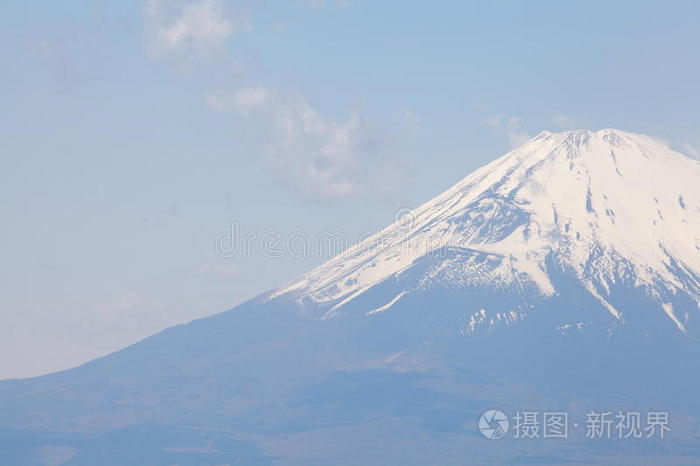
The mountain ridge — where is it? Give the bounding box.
[1,128,700,465]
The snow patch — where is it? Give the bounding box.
[367,292,406,315]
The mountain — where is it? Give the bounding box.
[2,129,700,465]
[268,129,700,337]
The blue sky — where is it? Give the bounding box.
[1,0,699,378]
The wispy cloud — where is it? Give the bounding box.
[208,84,401,200]
[145,1,399,200]
[145,0,249,57]
[265,94,386,199]
[485,115,532,148]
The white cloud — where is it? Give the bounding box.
[145,0,398,201]
[485,115,532,148]
[266,95,387,199]
[208,85,399,200]
[145,0,248,57]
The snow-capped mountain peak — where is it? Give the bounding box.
[268,129,700,336]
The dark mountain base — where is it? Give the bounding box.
[1,297,699,465]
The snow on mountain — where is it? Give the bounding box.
[267,129,700,335]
